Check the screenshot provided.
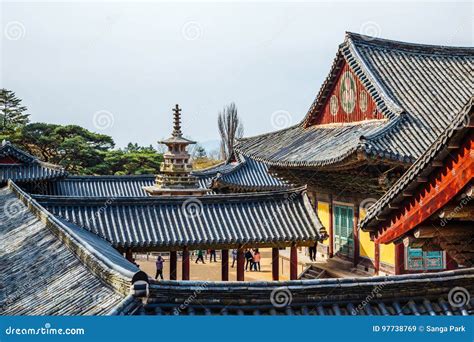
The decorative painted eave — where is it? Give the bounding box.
[360,96,474,231]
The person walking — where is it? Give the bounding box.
[231,249,237,268]
[195,249,205,264]
[155,255,164,280]
[245,249,253,271]
[209,249,217,262]
[253,249,261,271]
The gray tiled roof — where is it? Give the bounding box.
[0,182,140,315]
[0,142,66,184]
[214,154,290,190]
[191,162,238,189]
[139,268,474,315]
[34,187,323,249]
[360,96,473,230]
[236,33,473,168]
[39,175,155,197]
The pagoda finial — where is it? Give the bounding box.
[172,104,182,137]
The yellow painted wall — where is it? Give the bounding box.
[317,202,330,245]
[358,208,374,259]
[380,243,395,266]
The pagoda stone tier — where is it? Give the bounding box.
[144,104,210,196]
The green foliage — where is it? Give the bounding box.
[0,122,162,175]
[0,89,30,132]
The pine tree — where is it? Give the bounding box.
[0,89,30,132]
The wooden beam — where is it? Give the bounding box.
[237,245,245,281]
[182,246,190,280]
[414,225,473,238]
[221,249,229,281]
[170,251,177,280]
[374,242,380,275]
[272,247,280,281]
[290,244,298,280]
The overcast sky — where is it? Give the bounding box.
[1,1,472,149]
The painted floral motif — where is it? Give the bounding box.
[359,90,368,113]
[340,71,357,114]
[330,95,338,116]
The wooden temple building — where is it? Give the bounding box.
[235,32,473,275]
[360,97,473,272]
[1,33,473,316]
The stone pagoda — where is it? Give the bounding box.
[144,104,210,196]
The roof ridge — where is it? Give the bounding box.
[346,31,474,55]
[32,185,309,205]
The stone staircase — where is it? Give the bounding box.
[298,265,329,280]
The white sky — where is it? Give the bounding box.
[1,1,472,148]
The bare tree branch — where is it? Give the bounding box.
[218,102,244,160]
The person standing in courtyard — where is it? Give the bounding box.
[253,249,261,271]
[155,255,164,280]
[209,249,217,262]
[231,249,237,268]
[195,249,205,264]
[245,249,253,271]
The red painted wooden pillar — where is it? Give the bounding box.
[394,243,404,275]
[182,246,190,280]
[353,205,360,267]
[125,248,133,262]
[290,244,298,280]
[328,195,334,258]
[221,249,229,281]
[374,242,380,275]
[170,251,177,280]
[237,246,245,281]
[272,247,279,281]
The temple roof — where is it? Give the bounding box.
[213,153,290,191]
[139,268,474,315]
[37,175,156,197]
[0,142,66,184]
[360,96,474,230]
[235,32,473,168]
[0,182,141,315]
[33,187,324,249]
